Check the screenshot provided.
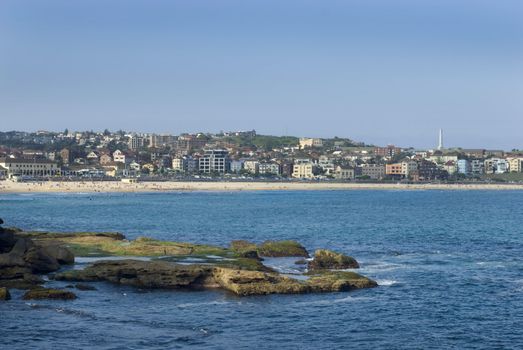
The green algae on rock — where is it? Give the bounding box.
[53,259,377,296]
[22,288,77,300]
[257,240,309,257]
[0,287,11,300]
[308,249,360,270]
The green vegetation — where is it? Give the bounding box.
[486,173,523,182]
[159,255,272,272]
[308,249,359,270]
[257,240,309,257]
[222,134,299,149]
[229,240,259,258]
[23,231,228,257]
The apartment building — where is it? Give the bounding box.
[244,160,260,174]
[508,158,523,173]
[199,149,229,174]
[360,164,385,179]
[292,163,314,178]
[259,162,280,176]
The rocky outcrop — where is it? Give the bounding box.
[308,249,359,270]
[53,259,376,296]
[0,287,11,300]
[22,288,77,300]
[0,229,74,289]
[307,271,377,292]
[230,240,260,259]
[54,260,216,288]
[212,267,308,295]
[258,240,310,257]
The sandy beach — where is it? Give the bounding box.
[1,180,523,193]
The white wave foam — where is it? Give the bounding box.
[376,279,398,286]
[294,295,372,306]
[177,300,231,308]
[359,262,405,273]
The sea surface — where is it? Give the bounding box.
[1,190,523,349]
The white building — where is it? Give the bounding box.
[334,166,354,180]
[318,156,335,175]
[292,163,314,178]
[244,160,260,175]
[172,158,185,172]
[484,158,509,174]
[259,162,280,176]
[508,158,523,173]
[299,138,323,149]
[113,150,127,164]
[0,158,59,177]
[199,149,229,174]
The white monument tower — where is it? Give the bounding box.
[437,129,443,150]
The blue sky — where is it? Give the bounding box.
[0,0,522,149]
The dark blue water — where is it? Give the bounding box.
[1,191,523,349]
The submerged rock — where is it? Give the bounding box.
[22,288,77,300]
[74,283,97,291]
[0,287,11,300]
[308,249,359,270]
[53,259,376,296]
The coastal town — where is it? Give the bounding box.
[0,129,522,183]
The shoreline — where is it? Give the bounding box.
[1,180,523,193]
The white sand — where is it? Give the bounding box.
[1,180,522,193]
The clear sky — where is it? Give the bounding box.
[1,0,522,149]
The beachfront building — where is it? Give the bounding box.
[229,160,244,173]
[360,164,385,179]
[333,166,354,180]
[244,160,260,175]
[0,158,60,177]
[508,158,523,173]
[386,160,417,178]
[471,160,484,175]
[199,149,229,174]
[172,157,185,172]
[443,161,457,175]
[484,158,509,174]
[292,162,314,178]
[258,162,280,176]
[457,159,471,176]
[416,160,448,180]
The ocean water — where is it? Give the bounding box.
[1,190,523,349]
